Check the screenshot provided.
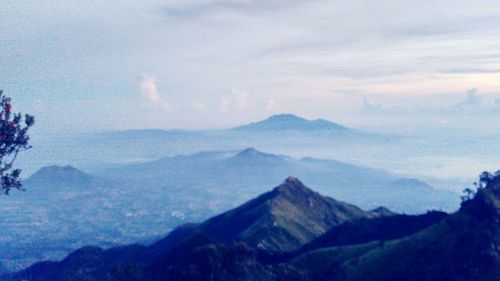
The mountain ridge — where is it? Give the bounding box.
[292,173,500,281]
[98,147,459,213]
[3,178,392,281]
[25,165,95,188]
[7,175,498,281]
[180,177,381,252]
[233,114,350,132]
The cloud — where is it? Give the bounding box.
[450,88,495,112]
[362,97,383,113]
[163,0,308,19]
[191,102,207,111]
[465,88,481,108]
[442,68,500,74]
[219,88,250,111]
[6,0,500,133]
[219,96,231,112]
[138,74,170,111]
[266,98,276,110]
[360,89,500,115]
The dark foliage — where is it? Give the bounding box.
[461,170,499,204]
[297,211,446,260]
[257,211,447,264]
[0,90,34,195]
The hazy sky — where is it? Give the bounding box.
[2,0,500,133]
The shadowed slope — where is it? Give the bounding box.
[299,174,500,281]
[3,178,378,281]
[195,177,375,252]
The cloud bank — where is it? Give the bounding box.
[138,74,170,111]
[361,88,500,115]
[4,0,500,130]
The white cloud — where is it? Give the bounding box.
[451,88,495,112]
[266,98,276,110]
[6,0,500,132]
[360,89,500,115]
[361,97,383,113]
[219,88,250,111]
[219,96,231,112]
[232,89,249,110]
[138,74,170,111]
[191,102,207,111]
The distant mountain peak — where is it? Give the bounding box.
[236,147,264,156]
[370,206,397,217]
[229,147,284,164]
[195,178,371,252]
[30,165,88,179]
[41,165,79,171]
[285,176,300,183]
[233,114,348,131]
[265,113,306,122]
[26,165,98,189]
[275,176,309,194]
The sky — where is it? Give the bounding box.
[2,0,500,134]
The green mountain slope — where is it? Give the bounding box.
[194,177,376,252]
[295,173,500,281]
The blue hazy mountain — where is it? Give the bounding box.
[2,178,389,280]
[6,176,484,281]
[233,114,350,131]
[25,165,108,189]
[18,114,379,176]
[0,166,127,271]
[0,148,458,272]
[97,147,458,213]
[9,174,499,281]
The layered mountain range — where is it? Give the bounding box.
[18,114,385,176]
[232,114,351,132]
[5,175,496,281]
[0,148,459,272]
[96,147,458,213]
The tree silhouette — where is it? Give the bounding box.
[478,171,493,188]
[460,171,498,204]
[0,90,34,195]
[461,188,475,203]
